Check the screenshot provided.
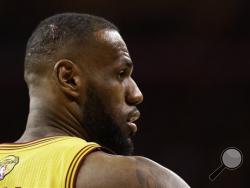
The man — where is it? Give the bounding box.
[0,13,190,187]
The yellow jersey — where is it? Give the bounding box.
[0,136,101,188]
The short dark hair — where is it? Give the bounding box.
[24,13,118,82]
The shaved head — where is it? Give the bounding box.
[24,13,118,85]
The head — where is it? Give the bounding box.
[24,13,143,155]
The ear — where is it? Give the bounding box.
[53,59,82,99]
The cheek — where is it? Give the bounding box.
[90,77,127,117]
[99,82,126,108]
[101,90,127,123]
[103,97,125,119]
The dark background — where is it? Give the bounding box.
[0,0,249,187]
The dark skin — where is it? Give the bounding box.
[16,29,190,188]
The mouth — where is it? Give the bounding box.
[127,110,140,136]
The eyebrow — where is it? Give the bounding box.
[123,59,133,69]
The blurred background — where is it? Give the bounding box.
[0,0,249,187]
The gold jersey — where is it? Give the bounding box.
[0,136,101,188]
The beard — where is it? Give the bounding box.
[82,87,134,155]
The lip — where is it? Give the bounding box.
[127,110,140,122]
[127,110,140,136]
[127,122,137,136]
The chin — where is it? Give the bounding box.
[123,138,134,156]
[108,137,134,156]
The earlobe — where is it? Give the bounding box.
[53,59,82,98]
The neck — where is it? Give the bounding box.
[16,97,89,143]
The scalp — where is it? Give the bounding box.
[24,13,118,86]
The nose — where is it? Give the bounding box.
[126,78,143,106]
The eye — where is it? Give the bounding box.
[118,69,128,80]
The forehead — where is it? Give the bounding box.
[94,29,128,52]
[90,29,131,64]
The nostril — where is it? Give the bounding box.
[134,94,143,105]
[127,93,143,106]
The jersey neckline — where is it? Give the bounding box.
[0,136,71,146]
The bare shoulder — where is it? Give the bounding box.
[76,151,190,188]
[134,156,190,188]
[76,151,138,188]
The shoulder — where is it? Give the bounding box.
[133,156,190,188]
[76,151,190,188]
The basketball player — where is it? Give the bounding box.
[0,13,190,187]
